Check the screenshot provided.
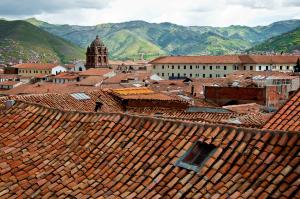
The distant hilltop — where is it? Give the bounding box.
[0,18,299,63]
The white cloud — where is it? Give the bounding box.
[0,0,299,26]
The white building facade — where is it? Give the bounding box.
[150,55,299,79]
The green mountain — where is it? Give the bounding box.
[249,27,300,53]
[0,20,85,64]
[25,18,300,60]
[2,18,299,61]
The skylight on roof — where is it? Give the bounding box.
[175,142,216,172]
[70,93,91,100]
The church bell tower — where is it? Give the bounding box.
[85,36,109,69]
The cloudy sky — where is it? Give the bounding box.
[0,0,299,27]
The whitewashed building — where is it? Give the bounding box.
[150,55,299,79]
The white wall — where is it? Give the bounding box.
[103,71,116,78]
[152,62,296,79]
[51,66,67,75]
[152,63,235,79]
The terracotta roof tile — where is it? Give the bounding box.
[263,89,300,132]
[13,63,61,70]
[129,109,270,128]
[76,76,105,86]
[1,101,298,197]
[0,90,123,113]
[79,68,113,76]
[53,72,79,79]
[0,80,20,86]
[150,55,300,64]
[0,82,99,95]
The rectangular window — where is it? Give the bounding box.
[184,65,186,69]
[162,65,164,69]
[175,142,216,172]
[210,74,212,78]
[172,65,174,69]
[210,66,212,70]
[250,66,253,70]
[203,66,205,70]
[184,73,186,77]
[259,66,262,71]
[190,65,192,69]
[177,73,180,77]
[203,74,205,78]
[224,74,226,77]
[287,66,290,70]
[178,65,180,69]
[153,65,156,69]
[190,74,192,77]
[224,66,227,70]
[280,66,283,70]
[266,66,269,70]
[162,73,164,77]
[244,66,246,70]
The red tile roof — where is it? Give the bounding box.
[150,55,300,64]
[0,90,123,113]
[0,101,299,198]
[77,76,105,86]
[111,87,178,101]
[222,103,262,114]
[130,109,270,128]
[13,63,61,70]
[238,55,299,64]
[103,72,151,84]
[0,81,20,86]
[0,82,98,95]
[79,68,113,76]
[53,72,79,79]
[263,89,300,131]
[150,55,241,64]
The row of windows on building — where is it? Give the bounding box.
[157,72,226,78]
[19,69,51,74]
[154,65,228,70]
[154,65,291,71]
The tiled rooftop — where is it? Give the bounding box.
[222,103,262,114]
[79,68,113,76]
[129,108,270,128]
[0,80,20,86]
[150,55,300,64]
[112,87,177,101]
[0,90,123,113]
[112,87,154,95]
[263,89,300,131]
[76,76,105,86]
[0,101,299,198]
[53,72,79,79]
[13,63,60,70]
[0,82,99,95]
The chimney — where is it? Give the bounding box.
[95,101,103,112]
[191,85,194,96]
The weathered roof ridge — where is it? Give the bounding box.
[1,100,299,198]
[263,88,300,131]
[8,100,300,137]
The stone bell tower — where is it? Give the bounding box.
[85,36,109,69]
